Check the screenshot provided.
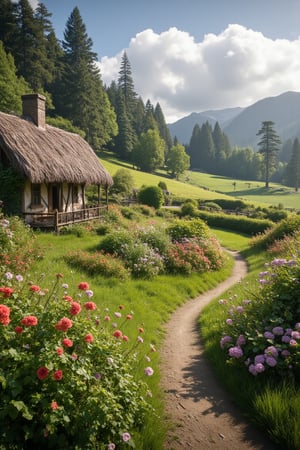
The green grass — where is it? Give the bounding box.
[32,226,234,449]
[99,151,300,209]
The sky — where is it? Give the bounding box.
[28,0,300,123]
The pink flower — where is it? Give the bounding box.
[104,315,111,321]
[78,282,89,291]
[37,366,49,380]
[144,366,154,376]
[228,346,243,358]
[108,444,116,450]
[122,335,129,342]
[220,335,232,349]
[114,312,122,318]
[0,304,10,325]
[62,338,73,347]
[30,285,40,292]
[51,401,59,410]
[56,347,64,355]
[55,317,73,332]
[21,315,38,326]
[255,363,265,373]
[84,301,97,311]
[14,326,24,334]
[63,295,73,302]
[53,370,63,381]
[126,314,133,320]
[0,287,14,298]
[70,302,81,316]
[84,333,94,343]
[122,432,131,442]
[71,353,78,360]
[113,330,122,339]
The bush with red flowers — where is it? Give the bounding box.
[0,271,155,449]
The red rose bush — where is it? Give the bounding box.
[0,271,154,449]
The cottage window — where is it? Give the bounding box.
[72,185,79,204]
[31,184,41,206]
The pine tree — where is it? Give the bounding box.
[142,99,157,132]
[154,102,173,155]
[0,41,29,114]
[0,0,18,55]
[257,121,281,188]
[285,138,300,191]
[57,7,117,149]
[200,122,215,171]
[118,51,137,116]
[188,124,201,168]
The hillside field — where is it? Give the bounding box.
[100,152,300,209]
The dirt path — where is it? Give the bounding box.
[160,251,276,450]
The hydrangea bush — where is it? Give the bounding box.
[0,271,155,449]
[219,256,300,379]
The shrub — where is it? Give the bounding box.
[0,274,154,448]
[111,169,135,196]
[219,255,300,380]
[138,186,164,210]
[164,239,211,274]
[250,214,300,249]
[180,199,199,217]
[135,225,171,254]
[201,201,222,212]
[64,250,129,279]
[0,216,41,273]
[166,218,210,242]
[98,230,135,256]
[158,180,168,191]
[197,210,273,235]
[120,241,164,278]
[101,204,125,226]
[120,206,140,221]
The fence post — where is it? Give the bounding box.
[54,210,58,233]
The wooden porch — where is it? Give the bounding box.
[24,206,108,232]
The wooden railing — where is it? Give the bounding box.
[24,206,108,232]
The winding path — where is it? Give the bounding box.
[160,251,276,450]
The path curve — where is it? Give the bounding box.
[160,251,276,450]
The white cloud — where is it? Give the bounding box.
[98,24,300,123]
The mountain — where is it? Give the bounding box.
[167,107,243,145]
[168,91,300,148]
[224,91,300,148]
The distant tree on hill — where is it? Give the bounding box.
[285,138,300,191]
[154,102,173,155]
[166,143,190,179]
[132,129,165,173]
[257,121,281,188]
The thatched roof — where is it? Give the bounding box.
[0,111,113,186]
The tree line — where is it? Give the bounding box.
[0,0,299,188]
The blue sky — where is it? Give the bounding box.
[30,0,300,122]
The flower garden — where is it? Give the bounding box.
[1,204,300,449]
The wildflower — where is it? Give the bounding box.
[272,326,284,336]
[14,326,23,334]
[122,432,131,442]
[107,357,113,365]
[70,302,81,316]
[145,355,151,362]
[21,315,38,326]
[226,318,233,325]
[144,367,154,376]
[138,327,144,333]
[78,282,89,291]
[63,295,73,302]
[220,335,232,348]
[114,312,122,318]
[30,285,41,292]
[5,272,13,280]
[51,401,59,410]
[55,317,73,332]
[62,338,73,347]
[94,373,101,380]
[0,287,14,298]
[122,335,129,342]
[281,349,290,358]
[108,444,116,450]
[137,336,144,343]
[84,301,97,310]
[56,273,63,278]
[53,370,63,381]
[104,315,111,321]
[85,290,94,298]
[236,306,243,313]
[265,356,277,367]
[37,366,49,380]
[119,304,124,310]
[0,304,10,325]
[264,331,275,339]
[56,347,64,355]
[228,346,243,358]
[84,333,94,343]
[71,353,78,360]
[126,314,133,320]
[62,283,69,289]
[255,363,265,373]
[113,330,122,339]
[16,274,23,282]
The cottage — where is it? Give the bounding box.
[0,94,113,229]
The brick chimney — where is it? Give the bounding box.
[21,93,46,128]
